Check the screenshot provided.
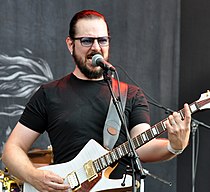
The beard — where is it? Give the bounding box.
[72,50,105,79]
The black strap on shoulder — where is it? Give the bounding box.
[103,78,128,150]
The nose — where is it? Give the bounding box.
[91,39,101,51]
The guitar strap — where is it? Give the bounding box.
[103,78,128,150]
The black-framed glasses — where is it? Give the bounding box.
[73,36,110,47]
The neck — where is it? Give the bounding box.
[73,68,104,81]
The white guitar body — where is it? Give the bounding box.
[24,139,133,192]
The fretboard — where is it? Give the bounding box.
[92,99,205,173]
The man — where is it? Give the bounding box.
[2,10,191,192]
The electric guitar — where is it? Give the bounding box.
[23,91,210,192]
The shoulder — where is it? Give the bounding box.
[29,74,72,101]
[112,78,145,99]
[127,83,145,99]
[42,73,71,89]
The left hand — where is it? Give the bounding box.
[166,103,191,150]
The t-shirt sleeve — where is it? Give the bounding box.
[127,85,150,129]
[19,85,48,133]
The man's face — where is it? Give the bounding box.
[71,18,110,79]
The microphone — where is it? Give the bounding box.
[92,54,116,72]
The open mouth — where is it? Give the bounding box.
[87,53,101,60]
[87,53,101,68]
[87,55,92,59]
[87,55,93,61]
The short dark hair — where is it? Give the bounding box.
[69,10,110,38]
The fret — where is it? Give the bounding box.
[126,141,132,156]
[110,151,115,161]
[137,134,144,145]
[133,137,139,148]
[123,142,129,154]
[97,158,103,170]
[121,143,127,155]
[93,160,101,172]
[161,119,167,131]
[100,157,107,168]
[108,152,114,163]
[105,153,112,165]
[117,147,123,158]
[137,134,144,146]
[121,146,125,156]
[146,129,154,140]
[161,120,166,130]
[151,127,159,136]
[135,136,141,147]
[110,151,117,161]
[114,148,120,159]
[156,122,165,133]
[149,128,154,137]
[120,147,125,156]
[141,132,149,142]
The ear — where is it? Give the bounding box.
[66,36,74,55]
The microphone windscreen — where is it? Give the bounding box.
[92,54,103,66]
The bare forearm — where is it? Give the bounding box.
[2,144,37,183]
[2,123,69,191]
[137,138,177,163]
[132,104,191,163]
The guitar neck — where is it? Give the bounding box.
[92,99,208,174]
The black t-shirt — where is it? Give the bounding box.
[19,73,150,178]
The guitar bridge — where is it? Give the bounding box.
[84,160,98,181]
[66,171,81,191]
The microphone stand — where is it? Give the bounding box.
[143,168,172,187]
[191,120,198,192]
[190,119,210,192]
[103,70,146,192]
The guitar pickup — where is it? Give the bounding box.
[66,171,81,191]
[84,160,98,181]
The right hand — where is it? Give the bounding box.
[29,169,70,192]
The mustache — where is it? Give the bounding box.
[87,52,101,59]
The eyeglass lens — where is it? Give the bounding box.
[80,37,109,47]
